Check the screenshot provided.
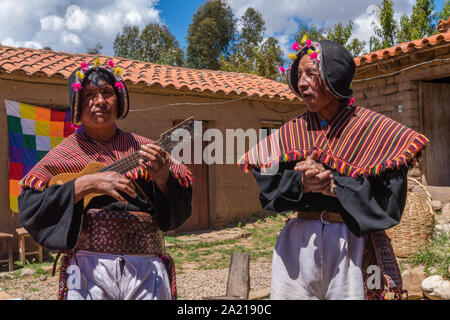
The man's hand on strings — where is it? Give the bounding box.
[294,150,336,196]
[74,171,137,204]
[139,143,170,195]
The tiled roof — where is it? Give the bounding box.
[0,45,297,102]
[437,16,450,33]
[355,26,450,67]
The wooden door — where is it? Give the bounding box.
[173,120,209,232]
[420,81,450,186]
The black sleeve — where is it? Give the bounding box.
[251,162,305,212]
[141,172,192,232]
[18,180,84,251]
[333,166,408,236]
[251,160,408,237]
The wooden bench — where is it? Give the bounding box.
[0,233,14,271]
[16,228,43,266]
[203,252,250,300]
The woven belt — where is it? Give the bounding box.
[76,209,165,255]
[296,211,344,224]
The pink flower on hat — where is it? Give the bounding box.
[279,66,286,74]
[306,39,312,48]
[72,82,83,92]
[309,52,318,60]
[107,60,115,68]
[291,42,300,51]
[80,62,89,72]
[115,81,125,90]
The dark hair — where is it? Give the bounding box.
[81,67,123,117]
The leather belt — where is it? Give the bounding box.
[296,211,344,224]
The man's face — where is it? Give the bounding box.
[79,79,118,129]
[297,54,334,113]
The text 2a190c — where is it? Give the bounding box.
[221,304,271,315]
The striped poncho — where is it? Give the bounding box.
[240,105,428,177]
[20,128,193,192]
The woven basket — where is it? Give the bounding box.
[385,177,434,258]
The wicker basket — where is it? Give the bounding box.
[385,177,434,258]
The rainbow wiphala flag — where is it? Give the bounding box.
[5,100,74,212]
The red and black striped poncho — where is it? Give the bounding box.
[239,105,428,177]
[20,128,193,192]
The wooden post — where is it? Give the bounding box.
[7,239,13,272]
[19,234,26,266]
[226,252,250,299]
[38,245,43,263]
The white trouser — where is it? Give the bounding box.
[66,250,172,300]
[270,218,365,300]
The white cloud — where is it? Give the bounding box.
[41,15,65,31]
[226,0,416,55]
[0,0,161,55]
[65,5,89,31]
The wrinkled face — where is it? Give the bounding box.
[79,80,118,129]
[297,54,335,113]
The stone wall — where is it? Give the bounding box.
[353,46,450,133]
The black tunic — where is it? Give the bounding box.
[252,162,408,237]
[18,172,192,251]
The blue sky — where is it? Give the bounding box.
[0,0,447,57]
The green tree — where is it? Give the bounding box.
[397,14,412,43]
[87,42,103,55]
[218,37,284,80]
[347,38,367,57]
[326,21,367,57]
[186,0,236,70]
[254,37,285,80]
[113,25,142,60]
[410,0,437,39]
[113,23,184,66]
[140,23,184,66]
[371,0,397,50]
[293,24,326,43]
[239,7,265,60]
[326,21,353,45]
[439,0,450,20]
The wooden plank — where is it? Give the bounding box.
[226,252,250,299]
[19,235,25,266]
[175,120,209,232]
[7,240,13,272]
[420,82,450,186]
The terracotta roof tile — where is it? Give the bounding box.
[0,45,298,102]
[355,29,450,67]
[437,16,450,33]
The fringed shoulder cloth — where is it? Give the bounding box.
[240,104,428,176]
[20,127,192,191]
[240,104,429,300]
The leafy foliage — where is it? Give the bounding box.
[239,7,265,60]
[371,0,397,50]
[294,24,326,43]
[87,42,103,55]
[410,0,437,39]
[218,8,283,80]
[113,23,184,66]
[326,21,367,57]
[186,0,236,70]
[439,0,450,21]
